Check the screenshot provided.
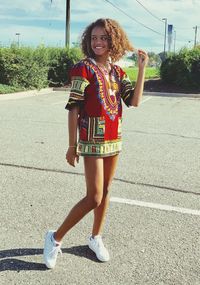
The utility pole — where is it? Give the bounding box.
[162,18,167,58]
[65,0,70,48]
[193,26,197,47]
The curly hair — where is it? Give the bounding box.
[81,18,134,62]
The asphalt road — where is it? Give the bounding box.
[0,90,200,285]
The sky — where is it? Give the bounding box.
[0,0,199,54]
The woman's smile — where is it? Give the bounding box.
[91,26,109,58]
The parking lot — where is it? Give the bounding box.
[0,90,200,285]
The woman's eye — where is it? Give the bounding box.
[91,36,108,41]
[101,36,108,41]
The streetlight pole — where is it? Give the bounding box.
[173,30,176,53]
[193,26,197,47]
[65,0,70,47]
[162,18,167,58]
[15,33,20,47]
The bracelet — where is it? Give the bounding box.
[68,145,76,148]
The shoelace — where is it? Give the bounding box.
[95,237,105,249]
[49,245,62,257]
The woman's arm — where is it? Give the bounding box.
[68,106,79,146]
[66,106,80,167]
[130,49,149,107]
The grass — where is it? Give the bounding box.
[0,84,25,94]
[124,67,160,82]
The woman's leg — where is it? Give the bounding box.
[54,157,104,242]
[92,154,119,236]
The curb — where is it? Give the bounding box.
[144,91,200,98]
[53,87,70,91]
[0,88,54,100]
[53,87,200,98]
[1,87,199,100]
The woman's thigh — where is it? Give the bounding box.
[84,154,119,196]
[103,154,119,190]
[84,156,104,198]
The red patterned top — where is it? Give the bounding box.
[66,58,134,157]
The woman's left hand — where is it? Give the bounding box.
[66,147,79,167]
[138,49,149,68]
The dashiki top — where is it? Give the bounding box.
[65,58,134,157]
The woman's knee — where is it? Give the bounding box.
[85,193,103,209]
[103,185,111,198]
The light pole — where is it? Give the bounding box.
[173,30,176,53]
[162,18,167,58]
[193,26,197,47]
[15,33,20,47]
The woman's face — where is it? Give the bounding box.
[91,26,109,59]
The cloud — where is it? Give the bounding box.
[0,24,66,47]
[0,0,199,52]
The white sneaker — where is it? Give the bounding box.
[88,235,110,262]
[43,230,62,269]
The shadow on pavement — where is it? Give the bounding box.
[62,245,99,262]
[0,245,98,271]
[0,248,46,271]
[0,258,46,271]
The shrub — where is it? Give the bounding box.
[47,47,82,87]
[0,46,83,89]
[0,83,24,94]
[160,47,200,90]
[0,45,49,89]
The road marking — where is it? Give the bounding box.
[127,96,152,110]
[140,96,152,104]
[110,197,200,216]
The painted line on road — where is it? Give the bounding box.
[127,96,152,110]
[140,96,152,104]
[110,196,200,216]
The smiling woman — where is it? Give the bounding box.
[81,18,134,62]
[90,27,110,61]
[43,17,148,270]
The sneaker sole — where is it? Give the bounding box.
[88,243,110,262]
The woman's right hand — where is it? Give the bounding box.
[66,147,79,167]
[138,49,149,69]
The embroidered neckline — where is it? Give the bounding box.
[89,58,112,74]
[83,58,121,121]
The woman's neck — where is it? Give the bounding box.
[94,56,109,66]
[92,57,111,74]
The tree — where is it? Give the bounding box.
[148,52,161,67]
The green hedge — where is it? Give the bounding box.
[0,46,49,89]
[0,46,83,89]
[160,48,200,90]
[47,47,82,87]
[0,83,24,94]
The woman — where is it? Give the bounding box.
[43,18,148,269]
